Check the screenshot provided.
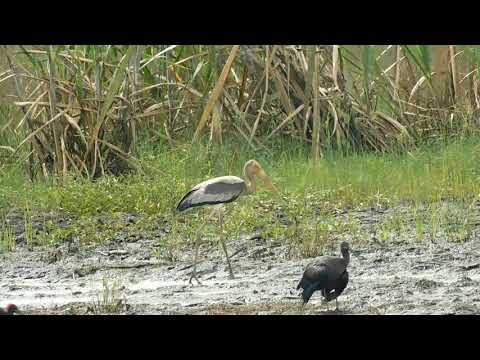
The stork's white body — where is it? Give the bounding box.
[175,160,277,283]
[177,175,247,212]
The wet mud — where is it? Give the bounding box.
[2,205,480,315]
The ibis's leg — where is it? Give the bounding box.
[218,208,234,279]
[299,299,306,313]
[335,298,339,311]
[323,289,332,312]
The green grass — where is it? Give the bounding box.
[92,277,128,314]
[0,219,15,252]
[1,136,480,254]
[3,137,480,213]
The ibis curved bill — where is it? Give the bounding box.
[176,159,278,283]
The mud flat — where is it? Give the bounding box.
[2,205,480,315]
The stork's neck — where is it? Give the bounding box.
[243,166,256,195]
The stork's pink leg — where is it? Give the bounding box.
[218,208,234,279]
[188,209,216,285]
[189,230,202,285]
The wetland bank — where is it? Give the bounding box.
[2,139,480,314]
[2,201,480,315]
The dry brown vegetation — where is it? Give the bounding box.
[1,45,479,181]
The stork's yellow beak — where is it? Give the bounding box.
[257,168,279,195]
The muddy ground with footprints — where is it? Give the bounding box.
[2,203,480,315]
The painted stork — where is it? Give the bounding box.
[177,159,278,283]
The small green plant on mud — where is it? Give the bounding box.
[38,218,73,246]
[441,201,475,242]
[152,224,181,263]
[377,226,390,243]
[428,203,442,242]
[153,212,209,262]
[286,216,364,258]
[288,221,326,258]
[413,205,425,242]
[376,210,409,242]
[0,220,15,252]
[92,278,128,314]
[262,220,285,244]
[37,214,130,247]
[24,204,34,250]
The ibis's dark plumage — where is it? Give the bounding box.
[297,242,350,307]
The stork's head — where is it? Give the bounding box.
[244,160,278,194]
[5,304,20,315]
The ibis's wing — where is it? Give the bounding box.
[323,257,348,277]
[323,270,349,302]
[302,258,331,281]
[176,176,247,211]
[304,256,346,282]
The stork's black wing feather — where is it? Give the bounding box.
[176,188,197,212]
[176,176,246,212]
